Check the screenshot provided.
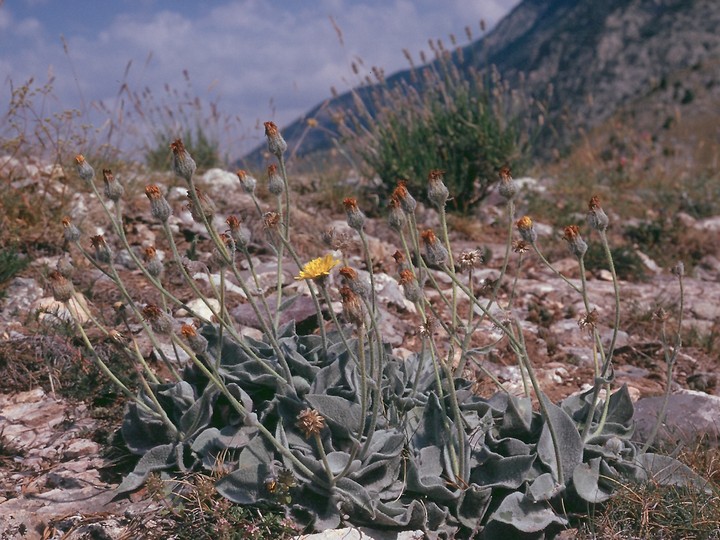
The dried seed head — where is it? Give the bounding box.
[143,246,164,278]
[671,261,685,277]
[387,197,407,231]
[421,229,448,266]
[458,249,483,272]
[181,323,208,354]
[48,270,73,303]
[142,304,174,334]
[56,255,74,279]
[419,316,436,338]
[342,197,366,231]
[102,169,124,202]
[145,185,172,222]
[339,285,365,327]
[578,309,599,333]
[213,232,235,267]
[74,154,95,184]
[498,166,518,200]
[264,121,287,158]
[427,169,449,209]
[263,211,281,230]
[267,164,284,195]
[653,307,670,322]
[170,138,197,183]
[236,169,257,194]
[297,408,326,439]
[512,239,530,254]
[562,225,588,258]
[516,216,537,244]
[392,181,417,214]
[321,228,351,251]
[587,195,609,231]
[185,188,216,222]
[398,269,422,303]
[90,234,112,263]
[62,216,81,243]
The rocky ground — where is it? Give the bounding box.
[1,160,719,539]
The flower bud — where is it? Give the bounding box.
[343,197,366,231]
[62,217,81,243]
[427,169,449,209]
[74,154,95,184]
[170,139,196,183]
[387,197,407,232]
[90,235,112,264]
[338,266,371,299]
[181,323,208,354]
[562,225,588,258]
[145,185,173,222]
[267,164,284,195]
[339,285,365,327]
[421,229,448,266]
[516,216,537,244]
[142,304,174,334]
[142,246,164,279]
[398,269,422,303]
[264,121,287,158]
[587,195,609,232]
[392,181,417,214]
[56,255,74,279]
[185,188,216,222]
[48,270,74,303]
[498,166,518,201]
[236,170,257,194]
[226,215,249,250]
[102,169,124,202]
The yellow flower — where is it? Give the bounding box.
[295,254,340,281]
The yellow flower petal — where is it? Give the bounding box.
[295,254,340,281]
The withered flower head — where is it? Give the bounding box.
[62,216,81,243]
[392,181,417,214]
[102,169,124,202]
[142,304,174,334]
[498,166,518,200]
[421,229,448,266]
[75,154,95,183]
[295,254,340,282]
[267,164,285,196]
[213,232,235,267]
[342,197,365,231]
[226,215,249,249]
[653,307,670,322]
[339,285,365,326]
[671,261,685,277]
[296,408,326,439]
[48,270,73,303]
[264,121,287,158]
[338,266,370,298]
[587,195,609,231]
[236,169,257,194]
[181,323,208,354]
[392,250,406,265]
[578,309,599,333]
[458,249,483,272]
[170,138,197,182]
[419,316,436,338]
[427,169,449,209]
[90,234,112,263]
[562,225,588,258]
[516,215,537,244]
[145,185,172,222]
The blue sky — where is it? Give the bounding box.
[1,0,521,157]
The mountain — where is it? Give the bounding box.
[243,0,720,167]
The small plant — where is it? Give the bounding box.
[54,124,712,538]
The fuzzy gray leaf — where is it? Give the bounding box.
[573,457,614,503]
[488,491,567,533]
[115,443,176,496]
[537,393,583,483]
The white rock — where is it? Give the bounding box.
[33,293,91,325]
[176,297,221,321]
[294,528,424,540]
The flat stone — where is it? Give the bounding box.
[633,389,720,446]
[294,527,424,540]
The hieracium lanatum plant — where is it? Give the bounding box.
[54,122,707,538]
